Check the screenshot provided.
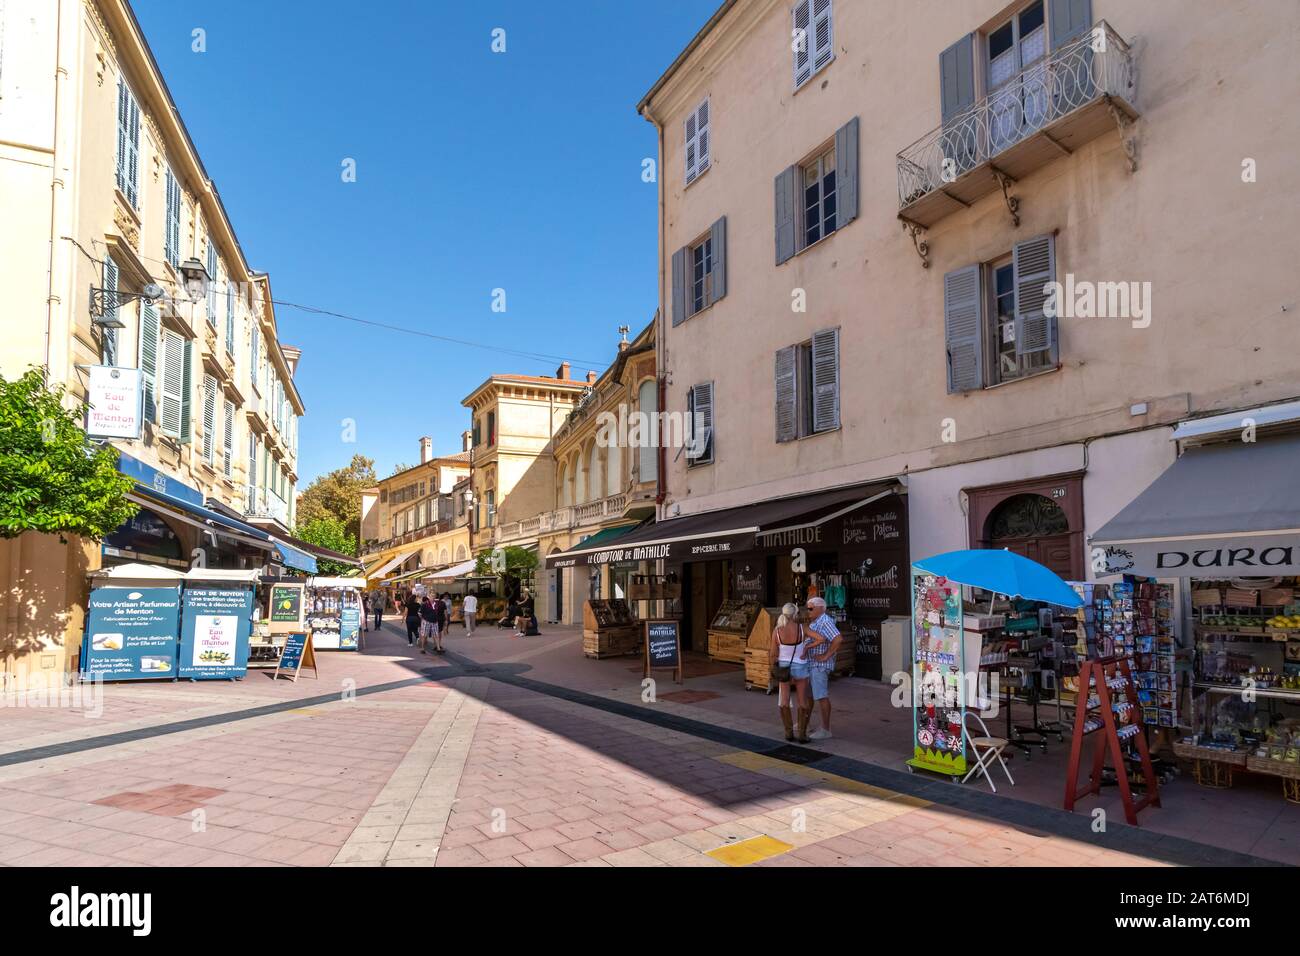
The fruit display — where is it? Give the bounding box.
[1266,614,1300,630]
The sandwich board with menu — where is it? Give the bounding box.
[273,631,317,682]
[644,619,683,684]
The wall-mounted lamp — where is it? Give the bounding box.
[89,281,164,328]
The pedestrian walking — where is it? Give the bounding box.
[462,592,478,635]
[802,596,842,740]
[432,594,448,654]
[418,596,437,654]
[769,603,811,743]
[404,594,421,647]
[370,591,385,632]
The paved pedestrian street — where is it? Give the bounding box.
[0,623,1280,868]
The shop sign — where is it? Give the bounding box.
[268,582,305,632]
[115,450,205,507]
[179,586,252,679]
[274,631,317,682]
[841,507,903,547]
[83,586,181,681]
[1100,534,1300,576]
[562,532,755,568]
[85,366,142,439]
[340,606,361,649]
[644,620,682,684]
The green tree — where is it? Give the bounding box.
[296,453,375,541]
[0,369,138,540]
[294,515,358,576]
[474,545,538,579]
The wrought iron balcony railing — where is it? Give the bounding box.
[897,21,1138,230]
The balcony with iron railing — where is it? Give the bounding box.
[490,494,631,545]
[897,21,1138,232]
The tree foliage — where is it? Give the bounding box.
[295,454,375,541]
[294,515,358,576]
[0,369,138,540]
[474,545,539,579]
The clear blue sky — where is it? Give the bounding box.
[132,0,718,487]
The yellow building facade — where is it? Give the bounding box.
[0,0,303,686]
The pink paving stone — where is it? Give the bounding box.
[515,811,563,830]
[555,819,603,841]
[556,836,613,862]
[515,846,577,867]
[599,829,647,851]
[633,820,685,842]
[474,835,530,861]
[517,827,567,851]
[434,844,488,867]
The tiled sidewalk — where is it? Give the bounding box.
[0,620,1283,866]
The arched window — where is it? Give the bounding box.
[588,442,601,502]
[455,544,467,561]
[606,437,621,497]
[557,462,569,507]
[637,380,658,484]
[439,548,449,564]
[986,493,1069,539]
[575,448,587,503]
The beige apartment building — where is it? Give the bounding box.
[359,436,473,592]
[539,322,660,624]
[461,367,592,617]
[0,0,305,683]
[631,0,1300,675]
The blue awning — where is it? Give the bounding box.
[274,541,319,574]
[126,486,273,550]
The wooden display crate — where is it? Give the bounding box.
[582,625,642,659]
[1261,588,1295,607]
[1190,588,1223,608]
[707,629,747,664]
[744,648,773,692]
[1224,588,1259,607]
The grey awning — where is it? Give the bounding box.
[1091,435,1300,575]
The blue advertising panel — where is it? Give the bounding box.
[179,586,253,680]
[83,586,181,680]
[339,607,361,650]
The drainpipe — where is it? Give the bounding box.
[639,102,668,508]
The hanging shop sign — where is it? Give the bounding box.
[550,532,756,568]
[267,582,306,633]
[907,571,967,777]
[179,585,253,680]
[273,631,317,682]
[85,366,143,440]
[644,620,683,684]
[83,585,181,681]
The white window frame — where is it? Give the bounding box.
[793,0,835,91]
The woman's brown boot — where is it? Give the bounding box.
[779,706,794,742]
[796,707,811,744]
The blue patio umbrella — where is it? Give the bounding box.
[913,549,1083,608]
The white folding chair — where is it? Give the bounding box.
[962,711,1015,792]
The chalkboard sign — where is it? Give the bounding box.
[273,631,317,682]
[644,620,682,684]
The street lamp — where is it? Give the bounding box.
[179,257,210,303]
[89,281,164,329]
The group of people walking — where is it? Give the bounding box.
[768,595,842,743]
[404,592,454,654]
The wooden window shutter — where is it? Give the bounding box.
[793,1,813,88]
[206,244,218,325]
[688,382,715,464]
[939,34,976,124]
[164,170,175,265]
[774,165,798,265]
[179,336,194,443]
[835,117,859,230]
[102,258,119,365]
[1050,0,1092,49]
[774,345,797,443]
[694,99,710,177]
[812,0,834,73]
[810,327,840,432]
[225,279,235,354]
[116,80,128,195]
[159,331,184,436]
[685,109,697,183]
[125,90,140,209]
[223,399,235,477]
[139,301,160,422]
[709,216,727,304]
[202,374,217,462]
[249,324,259,390]
[1013,233,1058,360]
[944,264,984,393]
[671,246,688,326]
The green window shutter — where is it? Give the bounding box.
[179,336,194,443]
[671,246,688,326]
[223,399,235,477]
[202,375,217,462]
[834,117,859,230]
[774,165,798,265]
[709,216,727,304]
[225,280,235,354]
[125,90,140,209]
[115,80,128,196]
[810,327,840,432]
[102,258,119,365]
[1012,233,1057,360]
[944,264,984,394]
[1050,0,1092,48]
[139,301,159,422]
[774,346,797,444]
[159,331,183,436]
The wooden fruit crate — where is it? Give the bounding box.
[744,648,773,692]
[707,629,746,664]
[1224,588,1259,607]
[1191,588,1223,608]
[582,625,641,659]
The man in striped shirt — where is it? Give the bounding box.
[803,596,842,741]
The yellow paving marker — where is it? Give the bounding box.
[286,706,324,716]
[714,750,932,807]
[706,834,795,867]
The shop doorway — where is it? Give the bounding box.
[682,560,729,652]
[967,474,1085,581]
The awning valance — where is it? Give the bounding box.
[423,558,478,581]
[545,481,900,568]
[126,490,273,552]
[1091,435,1300,576]
[368,550,418,581]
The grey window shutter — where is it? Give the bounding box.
[689,381,715,463]
[202,375,216,462]
[810,327,840,432]
[101,258,119,365]
[223,399,235,477]
[115,80,128,196]
[709,216,727,304]
[695,99,710,175]
[939,34,976,123]
[671,246,688,326]
[125,92,140,208]
[944,264,984,393]
[164,170,175,265]
[774,346,797,443]
[774,165,798,265]
[180,336,194,443]
[684,110,698,184]
[139,301,159,422]
[835,117,859,230]
[225,281,235,354]
[812,0,834,73]
[1012,233,1057,360]
[1050,0,1092,48]
[793,1,812,88]
[206,244,218,325]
